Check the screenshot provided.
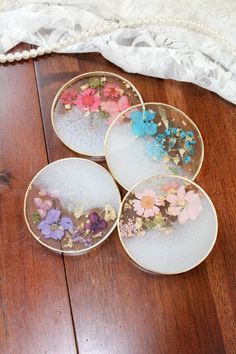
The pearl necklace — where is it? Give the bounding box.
[0,16,235,64]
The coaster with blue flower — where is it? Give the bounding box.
[105,103,204,191]
[24,158,121,255]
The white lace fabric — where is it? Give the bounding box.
[0,0,236,104]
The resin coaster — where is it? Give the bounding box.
[105,103,204,190]
[118,175,217,274]
[51,72,142,159]
[24,158,121,255]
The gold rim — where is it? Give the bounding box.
[51,71,143,158]
[23,157,121,255]
[117,174,218,275]
[104,102,205,191]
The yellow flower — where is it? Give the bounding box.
[104,204,116,221]
[74,206,84,219]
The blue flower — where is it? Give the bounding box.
[187,131,194,137]
[130,110,157,137]
[183,155,191,164]
[180,131,186,139]
[145,140,167,160]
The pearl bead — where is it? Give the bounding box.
[45,46,52,53]
[29,49,37,58]
[22,50,30,59]
[6,53,15,62]
[14,52,22,61]
[37,47,45,55]
[0,54,7,63]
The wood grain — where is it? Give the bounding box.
[0,45,77,354]
[34,52,236,354]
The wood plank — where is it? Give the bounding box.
[0,45,77,354]
[34,52,236,354]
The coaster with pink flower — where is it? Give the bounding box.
[24,158,121,255]
[118,175,217,274]
[51,72,142,159]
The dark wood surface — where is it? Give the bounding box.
[0,44,235,354]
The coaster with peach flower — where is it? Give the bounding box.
[105,103,204,190]
[118,175,217,274]
[24,158,121,255]
[51,72,142,159]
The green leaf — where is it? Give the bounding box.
[89,78,105,88]
[32,211,41,224]
[168,165,179,175]
[99,111,110,119]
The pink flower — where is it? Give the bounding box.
[76,88,101,112]
[133,189,163,218]
[34,197,52,218]
[166,185,203,224]
[101,95,131,125]
[103,83,123,98]
[61,88,78,105]
[162,181,180,193]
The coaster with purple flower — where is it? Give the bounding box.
[24,158,121,255]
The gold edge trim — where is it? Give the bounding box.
[23,157,122,255]
[51,71,144,158]
[104,102,205,191]
[116,174,218,275]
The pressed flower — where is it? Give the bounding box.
[145,140,166,160]
[162,181,180,193]
[101,95,130,125]
[85,212,108,235]
[38,209,73,240]
[104,204,116,221]
[61,88,78,107]
[34,197,52,218]
[73,206,84,219]
[166,185,202,224]
[119,218,143,238]
[76,88,101,112]
[133,189,163,218]
[103,83,123,98]
[130,110,157,137]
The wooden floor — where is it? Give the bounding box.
[0,44,235,354]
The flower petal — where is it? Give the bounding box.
[117,95,130,111]
[45,209,61,224]
[89,212,100,223]
[34,197,43,208]
[38,221,51,236]
[178,209,189,224]
[50,229,64,240]
[60,217,74,230]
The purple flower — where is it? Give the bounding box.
[72,231,93,247]
[85,212,108,235]
[38,209,73,240]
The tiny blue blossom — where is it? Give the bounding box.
[130,110,157,137]
[145,140,167,160]
[184,155,191,164]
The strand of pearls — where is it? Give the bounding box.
[0,16,235,64]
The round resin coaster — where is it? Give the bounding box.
[118,175,217,274]
[105,103,204,190]
[51,72,142,159]
[24,158,121,255]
